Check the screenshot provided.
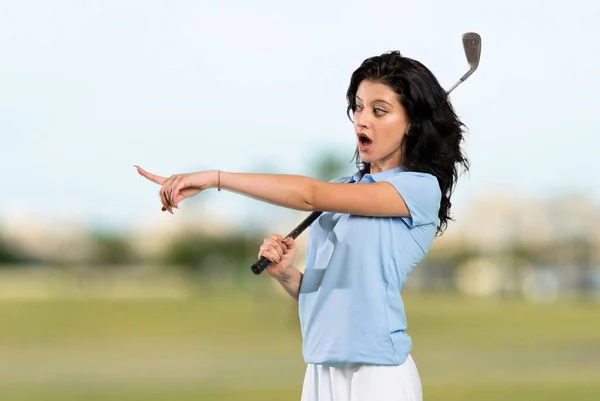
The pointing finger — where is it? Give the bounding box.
[135,165,168,185]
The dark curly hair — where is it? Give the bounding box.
[346,51,470,235]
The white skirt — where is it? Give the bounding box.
[300,354,422,401]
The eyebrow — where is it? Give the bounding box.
[355,96,394,107]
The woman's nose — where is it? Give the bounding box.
[354,111,368,129]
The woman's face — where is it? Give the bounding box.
[353,80,409,173]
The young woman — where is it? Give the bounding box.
[136,50,469,401]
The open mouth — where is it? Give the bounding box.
[358,133,372,147]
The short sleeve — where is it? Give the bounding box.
[329,176,353,183]
[386,172,441,227]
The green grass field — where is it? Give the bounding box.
[1,287,599,400]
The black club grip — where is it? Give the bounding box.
[250,257,271,275]
[250,210,323,275]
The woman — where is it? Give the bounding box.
[136,50,469,401]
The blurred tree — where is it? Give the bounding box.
[419,245,481,291]
[0,238,24,265]
[310,148,354,181]
[163,231,260,276]
[0,233,43,266]
[570,235,595,296]
[511,243,540,264]
[89,232,135,266]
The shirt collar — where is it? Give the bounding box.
[348,166,404,183]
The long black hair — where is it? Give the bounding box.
[346,51,469,235]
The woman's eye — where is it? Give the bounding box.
[374,108,387,115]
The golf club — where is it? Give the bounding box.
[250,32,482,275]
[446,32,481,95]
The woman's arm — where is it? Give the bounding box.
[272,266,303,301]
[136,166,417,218]
[219,171,316,211]
[218,171,412,217]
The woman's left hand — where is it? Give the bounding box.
[135,166,217,213]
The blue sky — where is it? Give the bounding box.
[0,0,598,231]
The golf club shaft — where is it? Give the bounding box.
[446,68,477,95]
[446,79,463,95]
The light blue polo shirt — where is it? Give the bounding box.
[298,167,441,366]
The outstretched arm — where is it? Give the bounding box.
[219,171,318,212]
[136,166,414,217]
[136,166,410,217]
[219,171,413,217]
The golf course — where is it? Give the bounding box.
[1,285,598,401]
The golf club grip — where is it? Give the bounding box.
[250,210,324,275]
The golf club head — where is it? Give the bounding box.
[462,32,481,71]
[446,32,482,94]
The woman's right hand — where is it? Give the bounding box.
[258,234,297,278]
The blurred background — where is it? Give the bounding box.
[1,0,599,400]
